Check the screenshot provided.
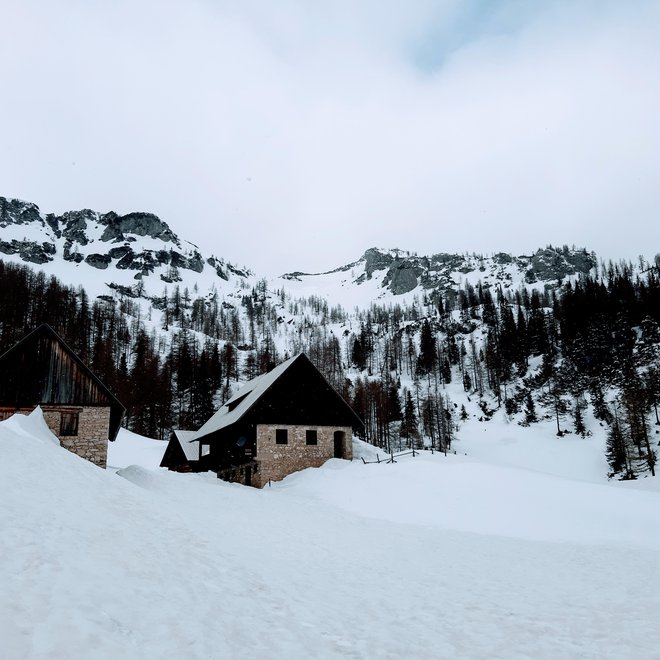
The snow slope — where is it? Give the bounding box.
[107,428,168,471]
[455,408,611,483]
[2,410,660,659]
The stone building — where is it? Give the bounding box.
[180,353,363,487]
[0,324,125,468]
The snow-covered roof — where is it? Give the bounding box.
[194,353,302,441]
[173,429,199,461]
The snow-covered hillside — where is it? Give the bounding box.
[2,409,660,659]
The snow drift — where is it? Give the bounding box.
[2,409,660,659]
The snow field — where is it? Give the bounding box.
[2,410,660,659]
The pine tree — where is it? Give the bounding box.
[417,320,437,374]
[574,398,587,437]
[400,390,419,448]
[606,416,629,478]
[524,392,537,425]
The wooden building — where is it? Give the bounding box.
[0,324,125,468]
[186,353,363,487]
[159,429,200,472]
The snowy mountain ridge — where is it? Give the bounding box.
[0,196,251,299]
[1,195,597,309]
[281,245,597,307]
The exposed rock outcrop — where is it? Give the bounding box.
[99,212,178,244]
[281,246,597,298]
[0,196,248,288]
[0,197,43,227]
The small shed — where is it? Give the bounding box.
[0,324,125,468]
[187,352,363,487]
[160,429,200,472]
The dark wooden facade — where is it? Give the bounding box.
[199,421,257,473]
[0,324,125,440]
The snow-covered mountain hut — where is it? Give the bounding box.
[160,429,200,472]
[0,324,125,468]
[189,353,363,487]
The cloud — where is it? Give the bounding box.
[1,0,659,274]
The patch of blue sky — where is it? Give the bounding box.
[410,0,557,72]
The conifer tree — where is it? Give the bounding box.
[400,390,419,448]
[574,398,587,437]
[460,404,468,421]
[524,392,537,425]
[606,414,630,478]
[417,320,437,375]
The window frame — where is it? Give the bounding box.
[60,411,80,437]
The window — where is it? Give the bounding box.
[201,444,210,457]
[60,412,79,436]
[275,429,288,445]
[306,429,318,446]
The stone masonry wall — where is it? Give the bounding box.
[28,406,110,468]
[254,424,352,488]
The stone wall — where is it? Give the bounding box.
[253,424,352,488]
[4,405,110,468]
[57,407,110,468]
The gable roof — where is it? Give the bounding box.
[173,429,199,461]
[194,353,300,440]
[0,323,126,439]
[159,429,199,469]
[194,353,362,441]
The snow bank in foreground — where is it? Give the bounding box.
[0,406,59,446]
[2,410,660,659]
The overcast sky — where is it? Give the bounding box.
[2,0,659,275]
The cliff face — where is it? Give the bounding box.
[0,196,244,283]
[282,246,597,298]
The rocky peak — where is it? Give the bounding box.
[361,247,396,277]
[0,195,252,297]
[0,197,45,228]
[97,211,178,244]
[524,247,596,283]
